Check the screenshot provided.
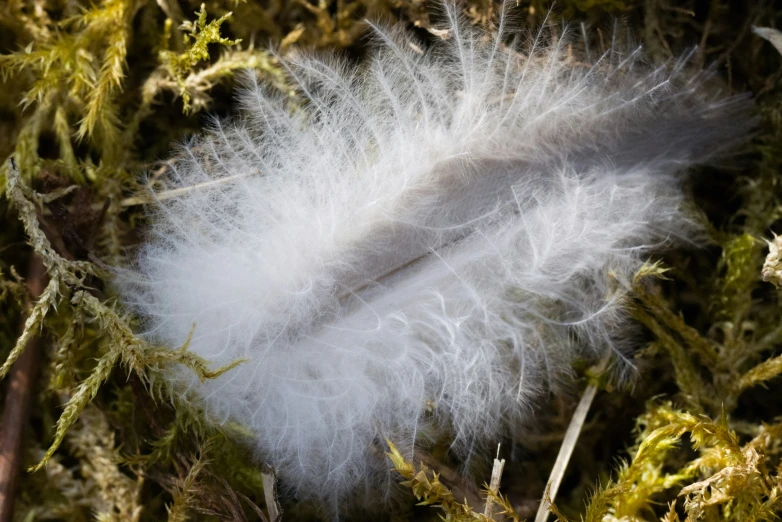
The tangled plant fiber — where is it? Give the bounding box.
[117,3,753,503]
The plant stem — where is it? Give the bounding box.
[0,254,47,522]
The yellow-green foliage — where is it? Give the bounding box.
[387,441,521,522]
[0,0,140,172]
[553,403,782,522]
[21,405,144,521]
[1,0,781,520]
[0,1,298,518]
[160,4,241,113]
[4,159,244,474]
[553,86,782,522]
[151,3,290,117]
[631,230,782,415]
[601,92,782,518]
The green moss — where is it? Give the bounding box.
[1,0,782,520]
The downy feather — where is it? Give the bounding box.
[117,4,753,502]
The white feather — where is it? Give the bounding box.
[117,5,752,502]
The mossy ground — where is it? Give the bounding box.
[1,0,781,520]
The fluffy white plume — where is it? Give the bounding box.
[117,5,752,502]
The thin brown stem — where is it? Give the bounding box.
[0,254,47,522]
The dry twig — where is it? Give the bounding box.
[0,254,47,522]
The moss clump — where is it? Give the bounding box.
[1,0,781,521]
